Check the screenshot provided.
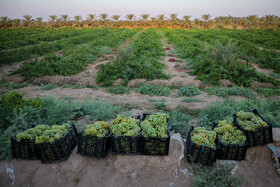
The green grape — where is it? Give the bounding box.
[141,113,169,137]
[191,127,216,148]
[214,120,246,145]
[111,116,140,136]
[236,111,268,131]
[84,121,110,138]
[16,123,72,143]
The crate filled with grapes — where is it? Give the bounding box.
[212,120,248,160]
[110,115,141,155]
[186,126,217,166]
[77,121,111,159]
[141,113,170,156]
[35,123,78,163]
[233,109,273,147]
[11,125,49,160]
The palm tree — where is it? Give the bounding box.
[60,14,70,27]
[182,15,191,28]
[87,14,96,26]
[0,16,10,28]
[111,15,120,27]
[214,17,221,24]
[157,14,165,27]
[126,14,135,27]
[49,15,58,28]
[247,15,259,27]
[99,13,108,26]
[141,14,150,27]
[12,19,20,27]
[74,15,82,27]
[201,14,211,28]
[36,17,43,27]
[169,13,178,28]
[23,15,33,27]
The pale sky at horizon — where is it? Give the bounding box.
[0,0,280,20]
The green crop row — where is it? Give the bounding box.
[14,28,141,79]
[96,28,170,86]
[0,28,87,50]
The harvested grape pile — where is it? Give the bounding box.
[236,111,268,130]
[16,123,71,144]
[214,120,246,145]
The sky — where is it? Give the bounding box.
[0,0,280,20]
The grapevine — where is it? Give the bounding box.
[214,120,246,145]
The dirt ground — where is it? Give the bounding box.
[1,130,280,187]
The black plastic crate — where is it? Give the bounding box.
[140,113,170,156]
[186,126,217,166]
[111,115,141,155]
[212,122,248,160]
[77,132,111,159]
[36,124,78,163]
[233,109,273,148]
[11,137,40,160]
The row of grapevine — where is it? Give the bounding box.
[96,28,170,86]
[13,28,141,79]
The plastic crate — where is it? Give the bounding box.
[140,113,170,156]
[186,126,217,166]
[212,122,248,160]
[36,124,78,163]
[11,137,40,160]
[77,132,111,159]
[111,115,141,155]
[233,109,273,148]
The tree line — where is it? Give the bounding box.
[0,14,279,29]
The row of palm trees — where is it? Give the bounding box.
[0,14,279,29]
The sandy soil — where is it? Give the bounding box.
[1,130,280,187]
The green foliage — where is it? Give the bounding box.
[106,86,131,95]
[198,99,280,128]
[236,111,268,130]
[0,91,42,131]
[136,84,170,96]
[111,116,140,136]
[0,81,34,89]
[255,88,280,97]
[191,162,242,187]
[41,84,57,90]
[168,109,192,139]
[214,120,246,145]
[191,127,216,148]
[96,29,169,86]
[84,121,110,138]
[204,86,255,98]
[142,113,169,137]
[177,86,201,97]
[182,98,204,103]
[0,91,125,160]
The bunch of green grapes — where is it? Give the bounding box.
[84,121,110,138]
[214,120,246,145]
[236,111,268,131]
[111,116,140,137]
[16,124,50,142]
[16,123,72,144]
[191,127,216,148]
[142,113,169,137]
